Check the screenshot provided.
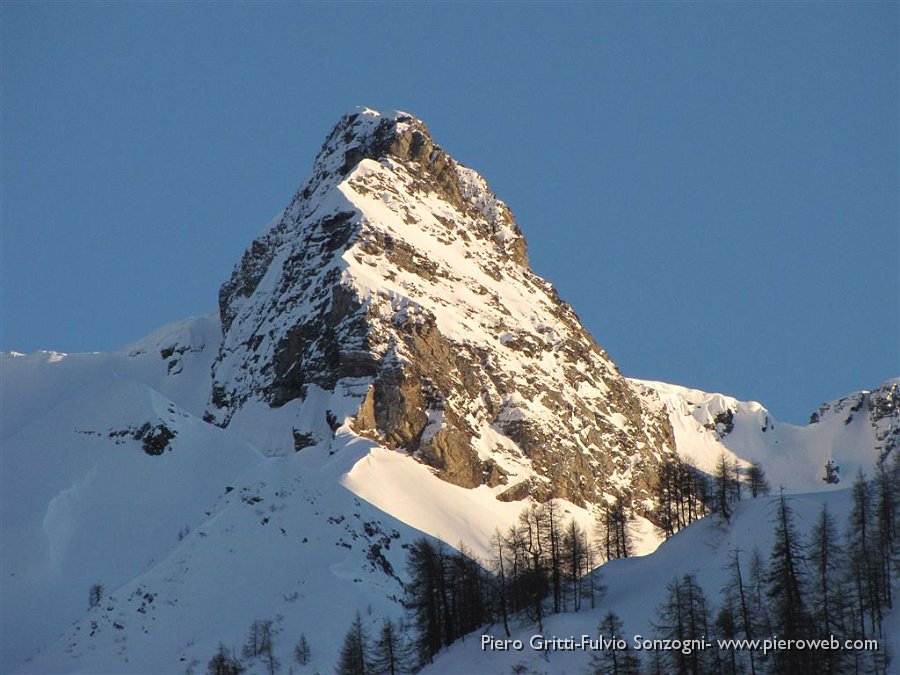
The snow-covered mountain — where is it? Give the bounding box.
[1,108,896,674]
[208,108,673,507]
[633,377,899,491]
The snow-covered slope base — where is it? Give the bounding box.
[2,323,605,674]
[3,325,895,673]
[1,320,261,672]
[424,488,899,675]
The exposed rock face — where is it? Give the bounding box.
[134,422,176,456]
[812,379,900,461]
[210,108,674,506]
[869,380,900,461]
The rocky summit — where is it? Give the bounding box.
[209,107,675,506]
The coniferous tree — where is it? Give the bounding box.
[694,468,714,519]
[730,457,743,503]
[293,633,311,667]
[599,498,615,561]
[583,538,604,610]
[500,521,531,616]
[208,644,244,675]
[261,643,279,675]
[405,538,442,665]
[809,505,847,631]
[746,548,770,638]
[654,574,715,675]
[242,619,272,660]
[676,457,695,528]
[807,503,849,675]
[688,457,714,526]
[591,611,642,675]
[406,536,495,663]
[653,456,710,537]
[847,469,882,638]
[336,611,370,675]
[823,460,841,484]
[614,496,632,559]
[746,461,770,498]
[597,496,631,561]
[490,529,512,637]
[766,491,816,674]
[434,541,454,649]
[505,523,525,614]
[540,501,564,614]
[88,582,103,610]
[721,550,758,675]
[518,504,549,630]
[714,452,739,520]
[449,541,492,640]
[873,460,898,612]
[646,649,666,675]
[370,618,413,675]
[561,518,589,611]
[243,618,278,674]
[654,457,676,538]
[715,590,740,675]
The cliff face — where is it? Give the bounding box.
[810,379,899,461]
[210,108,674,506]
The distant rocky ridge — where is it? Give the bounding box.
[209,108,675,506]
[810,379,899,459]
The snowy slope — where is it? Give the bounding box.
[15,432,410,674]
[1,329,261,673]
[423,488,899,675]
[4,340,894,674]
[1,327,605,673]
[633,377,899,492]
[9,403,604,674]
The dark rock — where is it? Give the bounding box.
[133,422,176,456]
[292,429,317,451]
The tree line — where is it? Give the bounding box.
[592,457,899,675]
[651,451,770,539]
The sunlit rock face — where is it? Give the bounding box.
[211,108,675,506]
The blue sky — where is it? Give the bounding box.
[2,2,897,424]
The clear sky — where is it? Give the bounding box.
[2,2,897,424]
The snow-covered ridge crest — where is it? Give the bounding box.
[209,107,674,506]
[633,376,899,492]
[1,349,68,363]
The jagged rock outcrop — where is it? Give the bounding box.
[632,376,900,493]
[209,108,675,506]
[811,379,899,461]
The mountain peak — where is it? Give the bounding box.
[297,107,526,263]
[313,107,426,178]
[210,108,674,505]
